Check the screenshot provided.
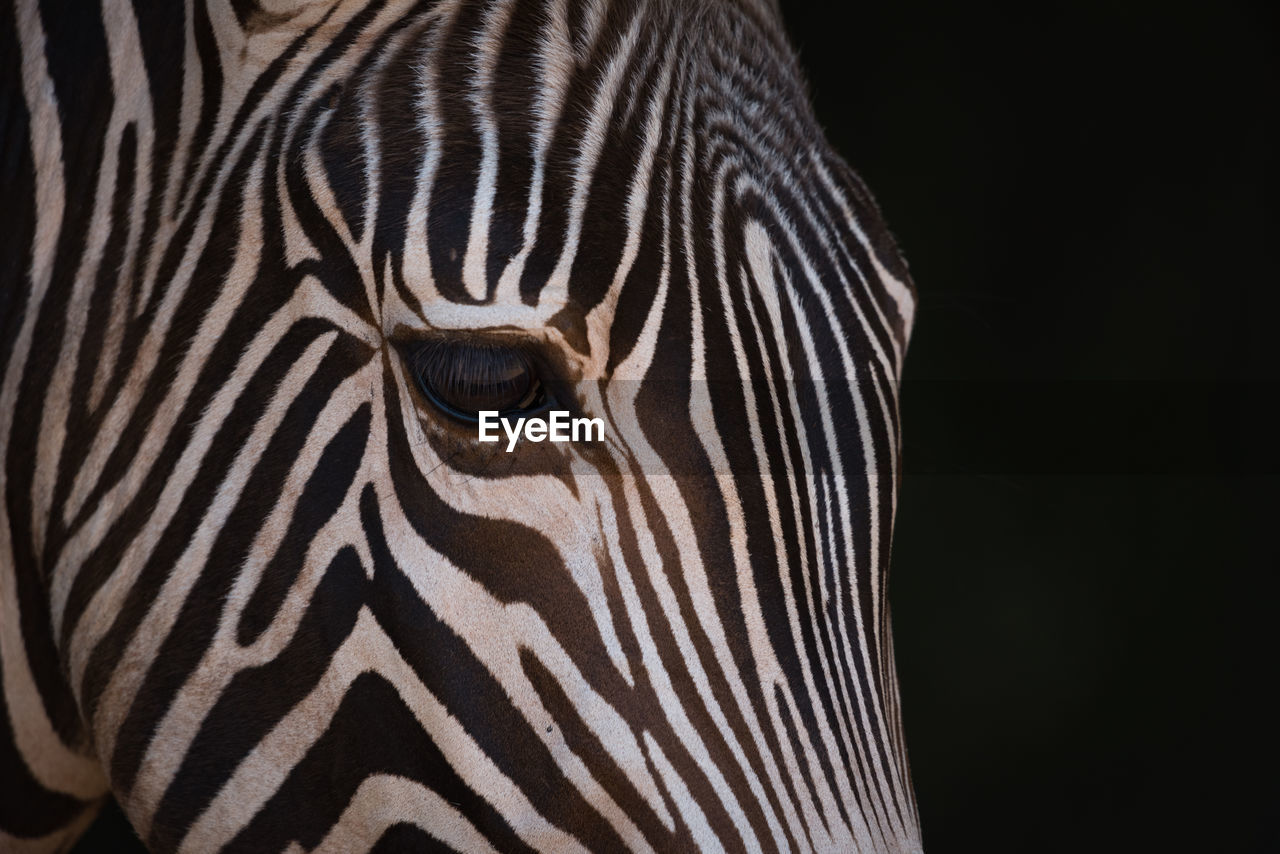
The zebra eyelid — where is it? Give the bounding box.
[400,338,561,426]
[416,378,556,426]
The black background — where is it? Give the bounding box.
[777,1,1277,851]
[78,1,1277,851]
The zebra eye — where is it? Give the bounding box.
[410,340,552,423]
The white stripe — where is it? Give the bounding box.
[312,774,501,854]
[461,0,517,301]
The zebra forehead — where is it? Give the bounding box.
[290,0,821,351]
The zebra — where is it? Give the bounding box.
[0,0,921,851]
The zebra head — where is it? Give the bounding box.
[2,0,919,851]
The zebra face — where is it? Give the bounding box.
[4,0,920,852]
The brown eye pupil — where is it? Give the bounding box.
[411,341,544,420]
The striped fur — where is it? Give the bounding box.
[0,0,920,851]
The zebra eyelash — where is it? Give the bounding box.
[407,339,556,425]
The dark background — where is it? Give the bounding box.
[78,1,1278,851]
[778,1,1278,851]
